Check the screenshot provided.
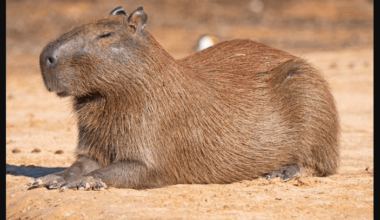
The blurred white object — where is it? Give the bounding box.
[250,0,264,13]
[196,35,219,51]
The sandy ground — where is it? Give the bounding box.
[6,0,373,219]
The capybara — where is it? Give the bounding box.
[30,6,340,191]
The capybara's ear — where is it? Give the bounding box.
[127,7,148,33]
[109,6,128,16]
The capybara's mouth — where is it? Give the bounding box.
[57,91,70,97]
[75,92,103,105]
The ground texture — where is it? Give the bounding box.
[6,0,373,219]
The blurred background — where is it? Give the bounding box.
[5,2,374,218]
[6,0,373,61]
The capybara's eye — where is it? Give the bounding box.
[97,32,114,39]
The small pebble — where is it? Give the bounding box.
[31,148,41,153]
[55,150,64,154]
[12,148,21,153]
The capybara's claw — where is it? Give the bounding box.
[264,172,281,180]
[94,183,105,191]
[264,164,300,182]
[48,181,61,189]
[27,174,65,190]
[78,183,87,191]
[26,179,42,188]
[27,180,42,187]
[59,183,69,191]
[56,176,107,191]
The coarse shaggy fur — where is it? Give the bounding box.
[34,6,340,190]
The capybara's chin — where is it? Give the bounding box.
[30,6,340,191]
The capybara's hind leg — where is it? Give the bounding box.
[264,164,300,181]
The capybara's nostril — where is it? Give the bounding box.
[47,56,57,67]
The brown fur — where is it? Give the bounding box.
[35,6,340,190]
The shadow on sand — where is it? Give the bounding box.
[6,164,66,179]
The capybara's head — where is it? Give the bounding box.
[39,6,150,97]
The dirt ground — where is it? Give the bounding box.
[6,0,373,219]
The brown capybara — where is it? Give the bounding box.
[30,6,340,191]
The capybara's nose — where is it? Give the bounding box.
[41,46,59,68]
[47,56,57,67]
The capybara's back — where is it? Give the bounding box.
[173,39,340,183]
[31,6,339,191]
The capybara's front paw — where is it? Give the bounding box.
[264,164,300,181]
[59,176,107,191]
[28,174,66,190]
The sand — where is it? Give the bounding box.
[6,0,373,219]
